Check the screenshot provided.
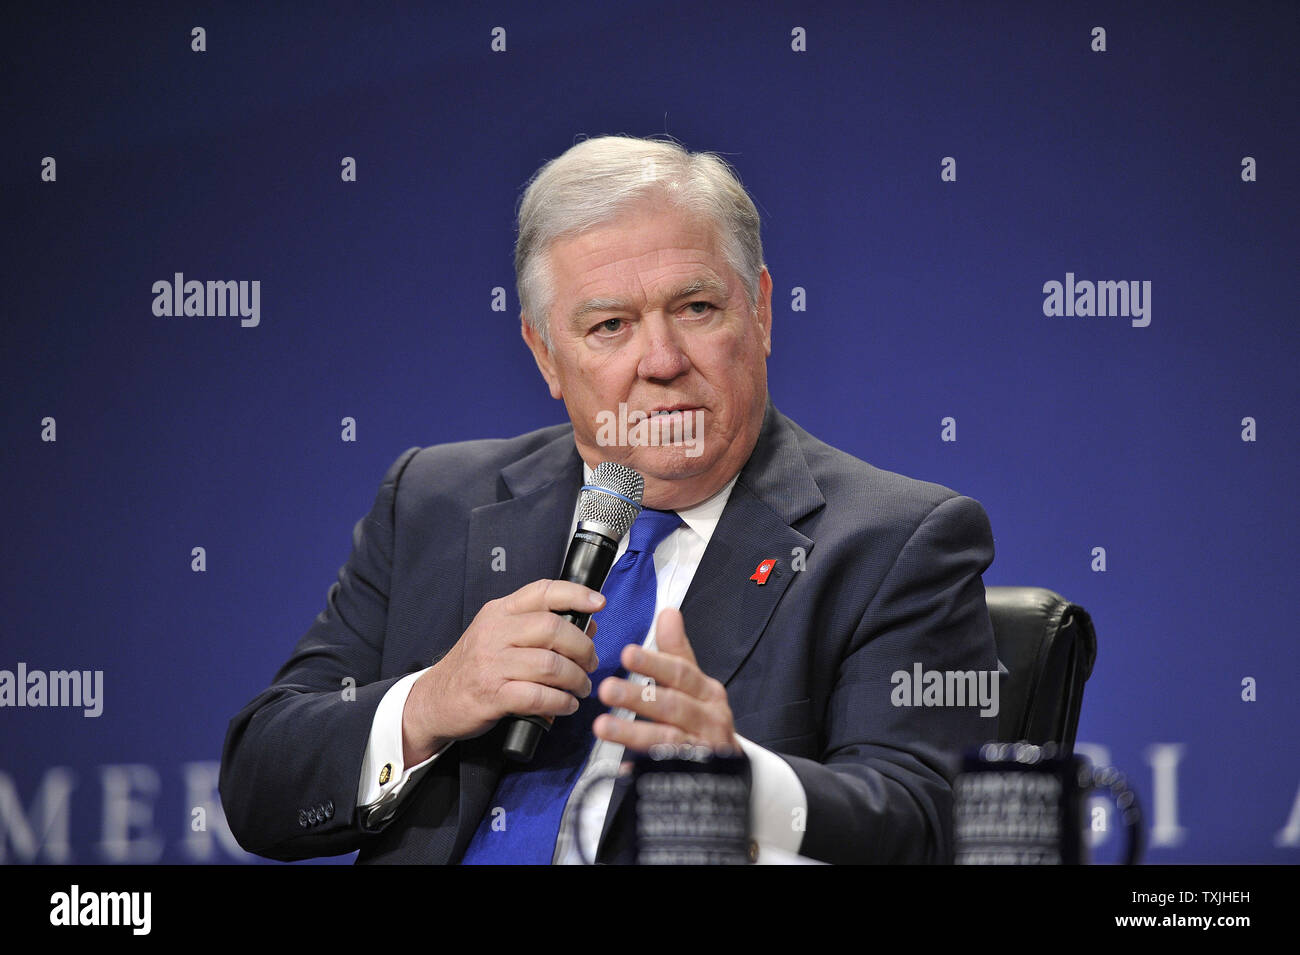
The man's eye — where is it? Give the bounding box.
[595,318,623,334]
[685,301,715,316]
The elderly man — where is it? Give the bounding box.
[219,135,998,864]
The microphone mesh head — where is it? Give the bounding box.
[578,462,644,539]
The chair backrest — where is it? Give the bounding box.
[985,586,1097,754]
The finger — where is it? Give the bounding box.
[496,680,581,719]
[503,579,605,617]
[507,612,599,672]
[619,643,715,701]
[593,712,740,755]
[651,607,698,666]
[597,677,728,744]
[501,647,592,698]
[594,712,742,756]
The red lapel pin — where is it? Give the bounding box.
[750,559,777,585]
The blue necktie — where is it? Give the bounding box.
[459,507,683,864]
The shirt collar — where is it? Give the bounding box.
[581,463,737,546]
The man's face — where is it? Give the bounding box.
[522,198,773,510]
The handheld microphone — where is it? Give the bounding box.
[501,461,645,762]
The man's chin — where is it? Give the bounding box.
[622,444,716,480]
[622,446,740,510]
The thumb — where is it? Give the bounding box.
[654,607,697,665]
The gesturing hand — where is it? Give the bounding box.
[592,607,742,756]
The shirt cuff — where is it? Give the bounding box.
[735,733,807,858]
[357,668,447,815]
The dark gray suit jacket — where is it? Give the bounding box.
[219,402,997,864]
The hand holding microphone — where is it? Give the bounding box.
[501,462,644,760]
[399,463,643,766]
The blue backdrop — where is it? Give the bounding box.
[2,0,1296,864]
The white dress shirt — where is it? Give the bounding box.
[356,466,807,863]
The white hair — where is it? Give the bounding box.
[514,135,765,348]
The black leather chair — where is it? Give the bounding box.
[985,586,1097,754]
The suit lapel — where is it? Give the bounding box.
[460,439,583,634]
[678,484,811,687]
[684,401,823,688]
[452,430,584,862]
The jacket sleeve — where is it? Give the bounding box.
[780,494,998,864]
[219,446,422,860]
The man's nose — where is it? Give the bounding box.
[635,315,691,381]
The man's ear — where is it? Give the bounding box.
[756,266,773,356]
[521,314,563,400]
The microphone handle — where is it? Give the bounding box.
[501,528,620,762]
